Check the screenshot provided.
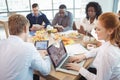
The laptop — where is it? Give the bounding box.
[34,40,49,50]
[47,40,85,75]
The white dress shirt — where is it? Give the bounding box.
[81,18,97,33]
[80,41,120,80]
[0,35,51,80]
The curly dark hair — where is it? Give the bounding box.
[85,2,102,19]
[59,4,67,9]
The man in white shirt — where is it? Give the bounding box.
[0,14,51,80]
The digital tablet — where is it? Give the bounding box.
[34,40,49,50]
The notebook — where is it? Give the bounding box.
[47,40,85,75]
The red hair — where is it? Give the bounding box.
[98,12,120,48]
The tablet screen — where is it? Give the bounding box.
[35,40,48,50]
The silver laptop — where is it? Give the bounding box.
[47,40,85,75]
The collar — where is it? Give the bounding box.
[88,18,97,24]
[32,12,42,17]
[8,35,24,42]
[58,11,69,17]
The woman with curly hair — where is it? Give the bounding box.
[78,2,102,36]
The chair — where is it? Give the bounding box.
[0,20,9,38]
[72,21,77,30]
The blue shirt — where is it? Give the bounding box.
[26,12,51,30]
[0,36,51,80]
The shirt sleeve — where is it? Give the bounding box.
[26,14,32,29]
[30,44,51,76]
[42,13,51,28]
[80,18,89,32]
[52,13,58,26]
[80,18,86,26]
[79,46,116,80]
[26,14,29,20]
[79,67,96,80]
[84,48,98,58]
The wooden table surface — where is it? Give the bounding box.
[29,31,96,80]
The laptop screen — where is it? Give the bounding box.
[34,40,48,50]
[47,40,67,67]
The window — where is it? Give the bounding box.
[117,0,120,12]
[0,0,119,20]
[7,0,30,11]
[74,0,94,19]
[16,12,30,16]
[53,0,73,9]
[31,0,52,10]
[0,0,7,12]
[42,11,53,20]
[30,0,53,19]
[53,10,59,17]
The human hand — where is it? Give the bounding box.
[65,63,80,71]
[30,25,44,31]
[78,25,86,34]
[68,54,86,63]
[39,50,48,58]
[54,25,64,32]
[57,27,64,32]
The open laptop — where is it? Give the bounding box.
[34,40,49,50]
[47,40,85,75]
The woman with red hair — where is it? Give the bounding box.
[66,12,120,80]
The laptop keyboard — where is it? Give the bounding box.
[60,58,69,69]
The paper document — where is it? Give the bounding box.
[65,43,88,55]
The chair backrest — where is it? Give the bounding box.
[0,21,9,38]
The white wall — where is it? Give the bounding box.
[94,0,114,12]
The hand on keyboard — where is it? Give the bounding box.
[64,63,81,71]
[68,54,86,63]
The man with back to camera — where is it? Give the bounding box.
[52,4,73,32]
[0,14,51,80]
[26,3,51,35]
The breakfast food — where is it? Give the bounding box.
[51,29,58,33]
[32,30,48,42]
[61,37,74,45]
[35,29,46,36]
[68,32,78,37]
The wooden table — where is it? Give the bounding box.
[29,31,95,80]
[43,57,94,80]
